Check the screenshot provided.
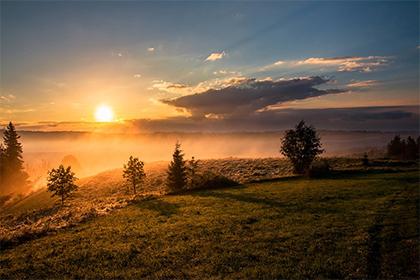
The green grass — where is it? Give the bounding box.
[1,170,419,279]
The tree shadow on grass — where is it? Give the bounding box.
[191,190,285,209]
[134,199,180,217]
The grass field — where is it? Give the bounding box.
[0,170,419,279]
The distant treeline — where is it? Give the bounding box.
[387,135,420,160]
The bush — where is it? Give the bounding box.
[191,171,239,190]
[307,160,332,178]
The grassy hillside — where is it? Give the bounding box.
[1,170,418,279]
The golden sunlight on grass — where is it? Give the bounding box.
[95,104,114,122]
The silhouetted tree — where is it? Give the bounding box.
[1,122,29,193]
[387,135,419,160]
[47,165,78,206]
[187,156,199,188]
[166,142,187,192]
[123,156,146,194]
[0,144,6,190]
[362,153,369,167]
[405,136,417,160]
[280,120,324,174]
[417,136,420,159]
[387,135,403,159]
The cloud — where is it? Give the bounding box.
[347,80,378,88]
[205,51,226,61]
[150,76,250,96]
[0,94,16,103]
[133,74,142,78]
[147,47,155,52]
[162,76,346,117]
[296,56,389,72]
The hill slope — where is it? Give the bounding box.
[1,170,418,279]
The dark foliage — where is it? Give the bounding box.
[166,142,187,192]
[187,156,199,189]
[0,122,29,194]
[387,135,419,160]
[362,153,369,167]
[307,159,332,178]
[191,171,239,190]
[280,120,324,174]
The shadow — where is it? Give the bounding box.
[323,169,409,180]
[192,190,285,209]
[134,198,180,217]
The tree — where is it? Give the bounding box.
[1,122,29,193]
[123,156,146,194]
[0,144,6,190]
[362,152,369,167]
[405,136,417,160]
[387,135,403,159]
[280,120,324,174]
[166,142,187,192]
[187,156,199,189]
[47,165,78,206]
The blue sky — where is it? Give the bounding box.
[0,1,418,131]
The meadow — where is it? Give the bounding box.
[0,165,419,279]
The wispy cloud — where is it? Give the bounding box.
[296,56,389,72]
[347,80,378,88]
[205,51,226,61]
[0,94,16,103]
[147,47,155,52]
[260,56,390,73]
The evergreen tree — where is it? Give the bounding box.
[405,136,417,160]
[187,156,199,189]
[166,142,187,192]
[280,120,323,174]
[0,144,6,191]
[1,122,29,193]
[417,136,420,159]
[123,156,146,194]
[387,135,403,159]
[47,165,78,206]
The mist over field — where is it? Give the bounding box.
[14,130,415,189]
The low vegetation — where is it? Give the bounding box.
[1,170,418,279]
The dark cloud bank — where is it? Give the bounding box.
[130,106,419,132]
[163,76,344,117]
[155,76,418,132]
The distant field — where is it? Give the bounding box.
[1,170,418,279]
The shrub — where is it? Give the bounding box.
[307,160,331,178]
[192,171,239,190]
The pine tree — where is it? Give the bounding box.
[47,165,78,206]
[387,135,403,159]
[0,144,6,192]
[166,142,187,192]
[123,156,146,194]
[2,122,29,193]
[405,136,417,160]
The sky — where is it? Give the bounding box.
[0,1,419,131]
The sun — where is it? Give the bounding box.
[95,105,114,122]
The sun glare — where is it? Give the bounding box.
[95,105,114,122]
